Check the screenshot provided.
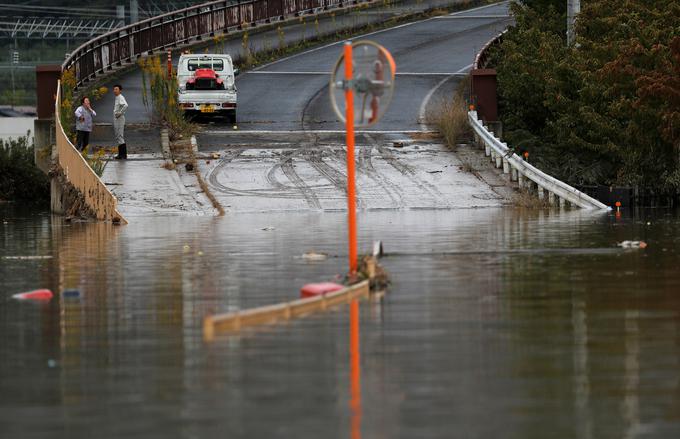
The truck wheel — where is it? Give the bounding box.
[230,111,237,124]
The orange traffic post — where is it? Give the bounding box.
[167,50,172,78]
[344,42,358,274]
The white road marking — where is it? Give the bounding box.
[201,129,437,135]
[418,63,473,131]
[251,1,511,72]
[247,71,469,76]
[434,15,512,19]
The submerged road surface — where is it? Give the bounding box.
[99,1,514,215]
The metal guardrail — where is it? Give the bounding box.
[62,0,369,87]
[473,28,506,69]
[468,110,610,210]
[55,81,128,223]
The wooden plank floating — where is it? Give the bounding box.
[203,280,370,341]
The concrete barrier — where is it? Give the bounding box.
[468,110,610,210]
[55,81,127,223]
[203,280,370,340]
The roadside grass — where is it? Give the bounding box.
[138,56,198,141]
[514,188,551,209]
[427,76,471,150]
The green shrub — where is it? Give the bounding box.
[493,0,680,193]
[0,135,50,204]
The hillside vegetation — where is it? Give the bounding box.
[492,0,679,193]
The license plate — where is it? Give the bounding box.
[200,105,215,113]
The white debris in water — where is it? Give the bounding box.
[302,252,328,261]
[2,255,53,260]
[617,241,648,249]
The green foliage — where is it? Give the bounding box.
[60,68,77,142]
[494,0,680,192]
[0,135,49,204]
[82,147,106,177]
[138,56,195,141]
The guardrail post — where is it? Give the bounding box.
[548,191,555,206]
[502,157,509,175]
[494,154,501,169]
[511,167,518,182]
[537,186,545,200]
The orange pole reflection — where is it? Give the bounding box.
[350,298,362,439]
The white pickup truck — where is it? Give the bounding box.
[177,54,239,122]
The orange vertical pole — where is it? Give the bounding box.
[349,298,361,439]
[167,50,172,78]
[344,42,358,274]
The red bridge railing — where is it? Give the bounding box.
[63,0,367,87]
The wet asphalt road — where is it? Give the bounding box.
[205,2,512,133]
[198,2,513,212]
[97,1,514,215]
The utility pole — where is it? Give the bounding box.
[11,49,19,109]
[130,0,139,24]
[567,0,580,46]
[116,5,126,27]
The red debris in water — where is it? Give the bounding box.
[12,289,53,301]
[300,282,345,298]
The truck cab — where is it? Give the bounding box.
[177,54,238,122]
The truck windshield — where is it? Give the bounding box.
[187,59,225,71]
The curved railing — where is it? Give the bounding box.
[55,81,128,223]
[473,29,506,69]
[468,111,609,210]
[63,0,369,88]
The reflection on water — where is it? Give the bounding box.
[1,204,680,438]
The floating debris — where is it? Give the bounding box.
[261,226,276,231]
[2,255,53,260]
[300,282,345,298]
[62,289,81,298]
[12,289,53,301]
[618,241,648,249]
[302,251,328,261]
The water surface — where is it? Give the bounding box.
[1,205,679,438]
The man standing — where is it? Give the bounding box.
[113,84,129,160]
[74,96,96,152]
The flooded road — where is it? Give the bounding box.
[1,205,680,438]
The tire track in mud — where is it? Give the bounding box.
[302,91,368,207]
[208,148,322,208]
[306,148,349,193]
[373,141,450,207]
[279,151,322,209]
[358,134,406,208]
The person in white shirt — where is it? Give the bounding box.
[74,96,96,152]
[112,84,129,160]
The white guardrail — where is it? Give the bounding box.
[468,111,610,210]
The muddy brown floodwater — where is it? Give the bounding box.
[1,204,679,438]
